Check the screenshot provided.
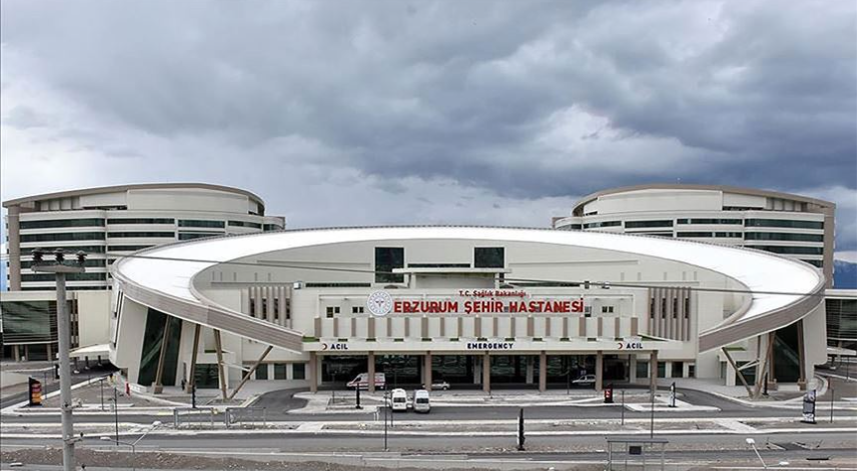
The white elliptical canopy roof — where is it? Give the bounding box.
[113,226,825,351]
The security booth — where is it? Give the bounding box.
[606,437,668,471]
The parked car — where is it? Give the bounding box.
[430,380,450,391]
[413,389,431,413]
[391,388,408,412]
[346,372,386,390]
[571,374,596,387]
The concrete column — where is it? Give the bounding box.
[595,351,603,391]
[423,352,432,391]
[538,352,547,392]
[368,352,376,393]
[46,343,53,362]
[525,356,534,384]
[482,353,491,393]
[797,320,807,390]
[309,352,318,393]
[474,357,481,385]
[629,355,637,383]
[650,350,658,399]
[6,205,21,290]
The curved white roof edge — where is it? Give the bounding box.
[113,226,825,352]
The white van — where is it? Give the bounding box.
[391,388,408,412]
[413,389,430,413]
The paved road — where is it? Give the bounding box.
[0,367,115,409]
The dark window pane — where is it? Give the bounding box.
[21,232,105,242]
[178,220,225,228]
[20,218,105,229]
[375,247,404,283]
[475,247,504,268]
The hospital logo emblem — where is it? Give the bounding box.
[366,290,393,317]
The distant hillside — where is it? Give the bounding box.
[834,260,857,289]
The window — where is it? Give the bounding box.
[263,224,282,231]
[676,232,713,238]
[228,221,262,229]
[714,232,743,238]
[255,365,269,380]
[650,299,655,319]
[672,299,678,318]
[20,218,105,229]
[326,306,340,318]
[249,299,256,317]
[352,306,364,314]
[178,232,222,240]
[688,364,696,378]
[744,219,823,229]
[684,298,690,318]
[672,361,684,378]
[408,263,470,268]
[107,218,174,225]
[21,232,105,242]
[261,299,268,318]
[657,362,666,378]
[108,232,174,238]
[749,246,823,255]
[274,299,280,320]
[178,220,225,228]
[636,360,649,379]
[625,220,673,229]
[601,305,614,314]
[802,259,823,267]
[661,299,666,318]
[474,247,504,268]
[375,247,404,283]
[583,221,621,229]
[274,364,287,380]
[744,232,824,242]
[292,363,306,380]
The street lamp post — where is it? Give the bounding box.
[32,248,86,471]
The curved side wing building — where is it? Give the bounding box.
[110,226,826,396]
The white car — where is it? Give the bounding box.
[430,380,450,391]
[572,374,596,386]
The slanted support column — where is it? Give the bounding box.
[797,320,807,390]
[213,329,227,400]
[228,345,273,400]
[309,352,318,393]
[596,350,604,392]
[482,353,491,393]
[538,351,547,392]
[186,324,201,392]
[368,352,376,393]
[423,352,432,391]
[153,318,174,394]
[650,350,658,400]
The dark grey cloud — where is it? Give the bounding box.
[1,0,855,249]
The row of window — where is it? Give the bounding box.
[649,298,691,319]
[228,220,262,229]
[21,259,106,269]
[676,232,742,238]
[744,219,823,229]
[635,361,694,379]
[749,245,823,255]
[21,245,107,254]
[20,231,184,242]
[803,260,823,268]
[676,218,741,225]
[21,273,108,282]
[107,218,175,225]
[263,224,283,231]
[625,220,674,229]
[178,232,222,240]
[20,218,105,229]
[108,245,154,252]
[178,220,225,228]
[744,232,823,242]
[583,221,621,229]
[255,363,306,380]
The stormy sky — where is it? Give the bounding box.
[1,0,856,259]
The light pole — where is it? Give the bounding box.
[32,248,86,471]
[745,438,767,469]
